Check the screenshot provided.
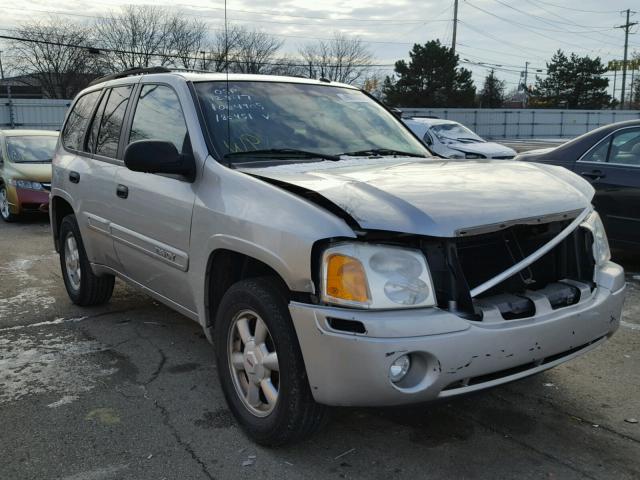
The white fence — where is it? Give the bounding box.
[0,98,71,131]
[2,99,639,138]
[400,108,640,139]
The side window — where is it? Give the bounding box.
[61,90,101,151]
[580,138,610,163]
[85,91,109,153]
[609,128,640,166]
[129,84,191,155]
[95,86,132,159]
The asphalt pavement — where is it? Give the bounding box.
[1,216,639,480]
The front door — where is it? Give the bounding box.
[109,83,197,311]
[574,126,640,248]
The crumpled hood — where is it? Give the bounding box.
[446,141,516,158]
[241,157,594,237]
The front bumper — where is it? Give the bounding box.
[15,187,49,213]
[290,261,625,407]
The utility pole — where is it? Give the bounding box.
[616,9,637,109]
[0,51,4,79]
[452,0,459,56]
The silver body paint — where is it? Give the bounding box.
[51,72,625,407]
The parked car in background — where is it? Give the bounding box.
[403,117,516,159]
[51,69,624,446]
[0,129,58,222]
[516,120,640,249]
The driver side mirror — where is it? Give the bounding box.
[124,140,195,181]
[424,133,433,146]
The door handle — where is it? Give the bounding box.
[580,170,605,181]
[69,171,80,183]
[116,184,129,199]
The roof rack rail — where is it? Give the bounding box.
[88,66,171,87]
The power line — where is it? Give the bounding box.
[465,0,619,53]
[526,1,621,15]
[0,33,396,68]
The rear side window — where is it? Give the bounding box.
[62,90,101,151]
[95,86,132,159]
[129,84,191,155]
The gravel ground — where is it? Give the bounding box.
[1,216,638,480]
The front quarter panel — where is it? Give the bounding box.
[189,158,357,322]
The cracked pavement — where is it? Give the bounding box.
[1,217,639,479]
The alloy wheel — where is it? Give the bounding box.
[228,309,280,417]
[64,232,82,291]
[0,187,10,219]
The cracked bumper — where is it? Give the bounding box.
[289,261,626,407]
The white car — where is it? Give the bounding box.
[404,117,516,160]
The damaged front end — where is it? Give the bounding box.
[423,208,599,322]
[289,207,625,406]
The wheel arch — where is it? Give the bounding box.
[51,195,75,252]
[204,248,301,337]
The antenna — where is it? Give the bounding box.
[224,0,232,164]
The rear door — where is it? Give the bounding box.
[56,88,122,267]
[574,126,640,247]
[109,82,197,311]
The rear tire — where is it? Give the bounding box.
[214,277,328,446]
[59,214,115,306]
[0,185,17,222]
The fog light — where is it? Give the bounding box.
[389,355,411,383]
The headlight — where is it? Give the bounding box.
[581,210,611,266]
[464,153,485,159]
[10,179,44,191]
[321,243,437,309]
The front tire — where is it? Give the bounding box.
[59,214,115,306]
[0,185,17,222]
[214,277,327,446]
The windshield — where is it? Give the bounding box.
[194,81,429,162]
[6,135,58,163]
[430,123,483,143]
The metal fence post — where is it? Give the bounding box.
[560,111,564,137]
[503,111,508,138]
[531,111,535,138]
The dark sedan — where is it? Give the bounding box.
[516,120,640,249]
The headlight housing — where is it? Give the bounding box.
[581,210,611,266]
[10,179,44,191]
[320,243,437,309]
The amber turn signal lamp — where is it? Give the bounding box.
[325,253,370,303]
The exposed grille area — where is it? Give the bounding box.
[420,217,595,320]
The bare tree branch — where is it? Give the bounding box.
[299,32,372,84]
[6,19,98,98]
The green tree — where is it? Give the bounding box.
[382,40,475,107]
[530,50,611,109]
[479,69,506,108]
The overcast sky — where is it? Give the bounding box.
[1,0,638,98]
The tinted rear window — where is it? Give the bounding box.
[62,90,101,151]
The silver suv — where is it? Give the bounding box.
[51,68,626,445]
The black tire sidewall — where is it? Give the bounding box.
[59,215,90,303]
[214,278,317,445]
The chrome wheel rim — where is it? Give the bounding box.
[64,233,81,291]
[0,187,9,219]
[228,309,280,417]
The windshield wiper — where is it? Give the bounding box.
[223,148,339,162]
[339,148,426,158]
